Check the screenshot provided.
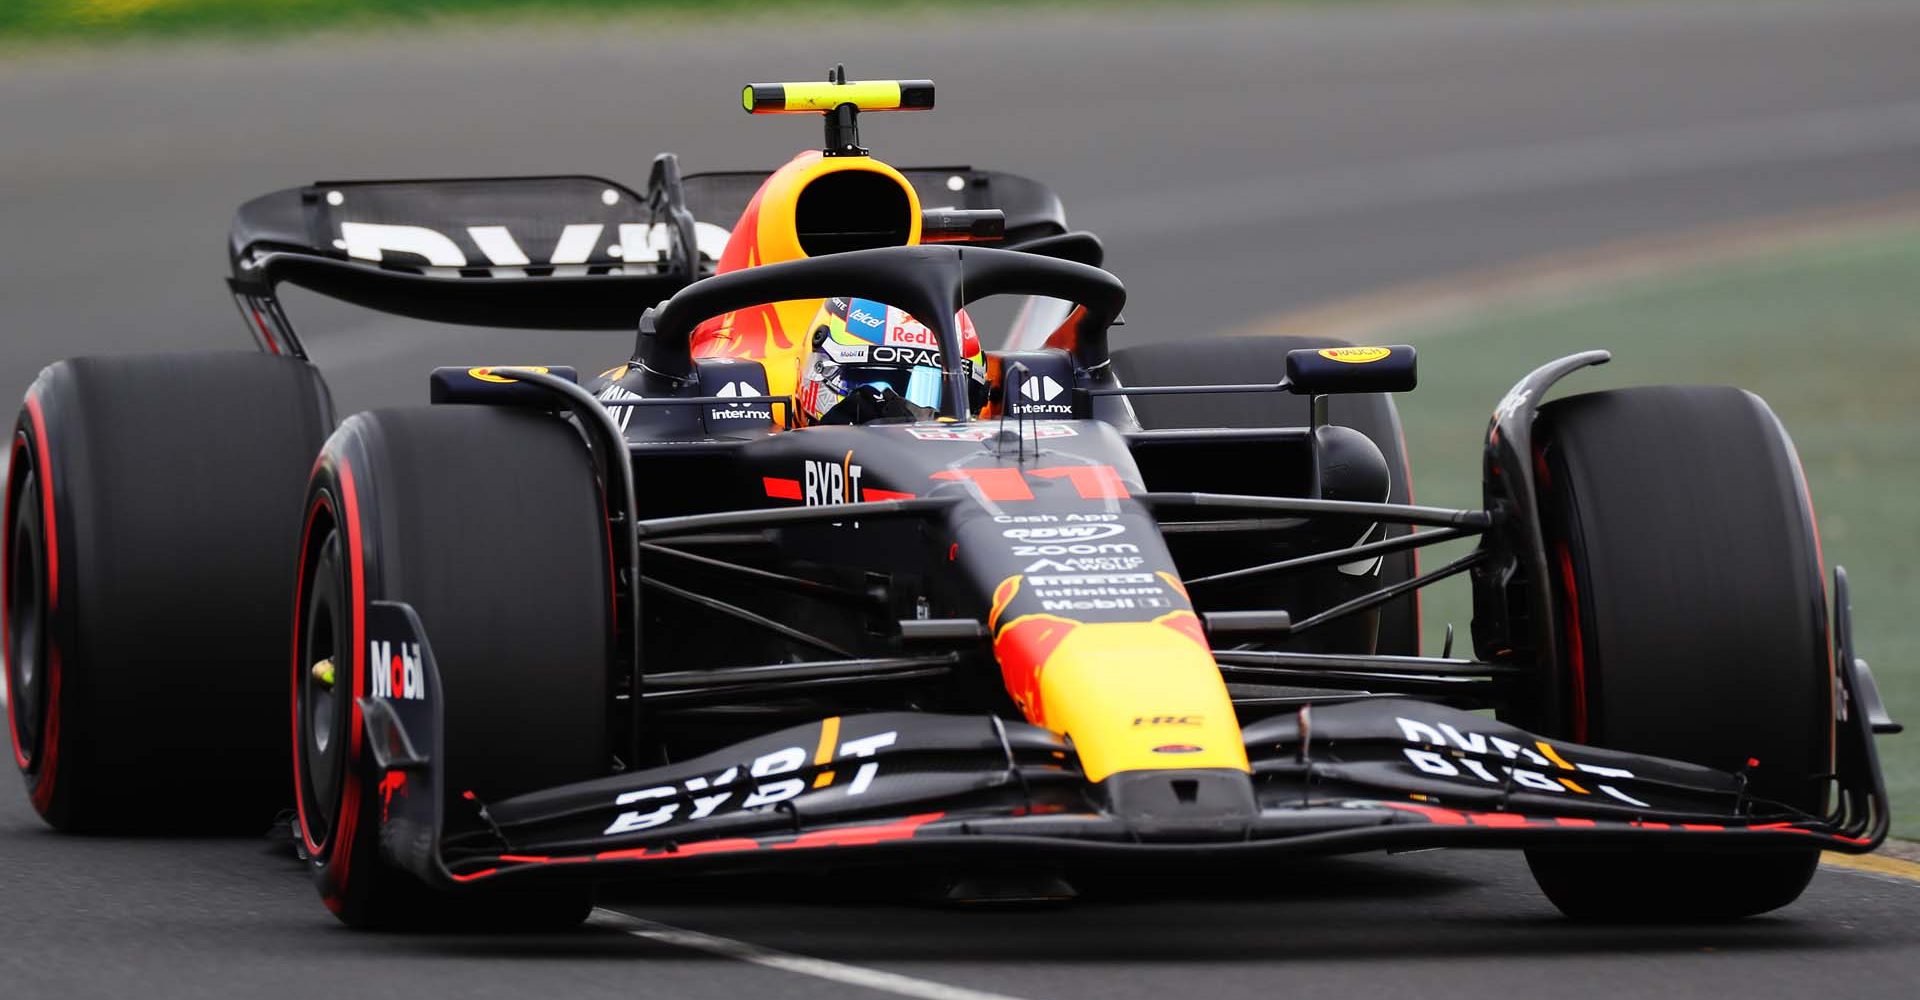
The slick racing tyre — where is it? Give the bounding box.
[294,406,610,930]
[6,353,333,832]
[1109,336,1420,656]
[1525,386,1830,920]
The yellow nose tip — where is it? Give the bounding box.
[1027,618,1248,782]
[310,658,335,689]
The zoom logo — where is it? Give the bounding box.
[1009,542,1140,558]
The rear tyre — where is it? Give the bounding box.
[1109,336,1419,655]
[1523,386,1829,920]
[6,353,333,832]
[294,406,611,930]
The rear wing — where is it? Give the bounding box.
[227,154,1067,358]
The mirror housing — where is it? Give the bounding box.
[1286,345,1417,394]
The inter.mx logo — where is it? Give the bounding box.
[369,639,425,701]
[708,382,771,421]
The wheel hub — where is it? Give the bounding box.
[297,530,350,849]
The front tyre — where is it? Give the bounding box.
[1523,386,1830,920]
[294,406,612,929]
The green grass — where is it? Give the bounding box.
[3,0,768,40]
[1383,226,1920,836]
[0,0,1417,43]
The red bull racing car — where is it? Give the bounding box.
[5,71,1900,929]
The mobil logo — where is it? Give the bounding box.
[369,639,424,701]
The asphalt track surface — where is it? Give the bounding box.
[3,3,1919,997]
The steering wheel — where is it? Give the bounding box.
[640,245,1126,420]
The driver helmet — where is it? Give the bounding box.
[797,297,988,425]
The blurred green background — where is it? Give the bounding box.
[4,0,1341,41]
[7,0,739,38]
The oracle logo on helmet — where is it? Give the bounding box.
[869,345,941,366]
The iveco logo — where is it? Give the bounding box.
[1002,524,1127,542]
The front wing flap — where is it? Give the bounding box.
[361,602,1888,889]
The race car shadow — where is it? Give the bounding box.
[414,850,1879,965]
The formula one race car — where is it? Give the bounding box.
[6,71,1900,929]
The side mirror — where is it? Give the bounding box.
[430,365,579,405]
[1286,345,1416,394]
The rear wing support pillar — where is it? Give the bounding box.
[229,282,307,359]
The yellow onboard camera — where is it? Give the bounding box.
[743,79,934,115]
[742,65,934,157]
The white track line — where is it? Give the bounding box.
[591,908,1034,1000]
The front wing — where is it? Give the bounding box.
[358,601,1889,889]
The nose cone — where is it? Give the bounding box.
[996,613,1248,782]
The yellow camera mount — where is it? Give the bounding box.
[743,64,935,157]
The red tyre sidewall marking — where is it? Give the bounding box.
[1555,544,1590,744]
[14,396,62,813]
[326,458,368,912]
[304,458,367,914]
[23,398,56,606]
[291,492,334,859]
[6,435,29,771]
[1535,443,1589,743]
